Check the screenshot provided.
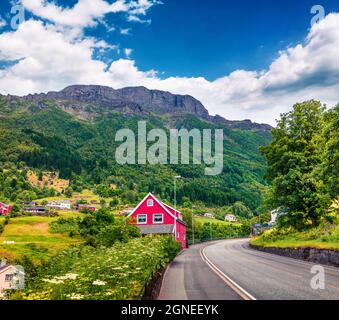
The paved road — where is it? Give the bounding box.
[159,242,242,300]
[159,239,339,300]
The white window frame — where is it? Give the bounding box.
[137,214,147,224]
[5,274,13,282]
[147,199,154,207]
[153,214,164,224]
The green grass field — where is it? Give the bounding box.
[194,216,239,226]
[251,223,339,250]
[0,214,82,263]
[36,189,101,203]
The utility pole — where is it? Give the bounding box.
[191,205,195,245]
[173,176,181,239]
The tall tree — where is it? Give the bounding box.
[321,105,339,199]
[261,101,331,230]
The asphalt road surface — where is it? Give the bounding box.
[158,239,339,300]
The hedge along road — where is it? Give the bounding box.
[158,239,339,300]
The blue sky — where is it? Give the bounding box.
[122,0,339,80]
[0,0,339,124]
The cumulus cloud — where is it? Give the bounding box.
[0,15,7,29]
[0,20,112,94]
[0,4,339,125]
[21,0,160,27]
[21,0,127,27]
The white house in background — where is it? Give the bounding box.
[269,208,286,226]
[203,213,215,219]
[0,264,25,297]
[225,214,237,222]
[46,200,71,210]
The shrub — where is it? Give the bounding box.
[19,236,180,300]
[50,218,80,235]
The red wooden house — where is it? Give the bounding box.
[128,193,187,249]
[0,202,12,216]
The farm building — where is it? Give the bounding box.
[0,202,12,216]
[225,214,237,222]
[21,202,38,206]
[46,200,71,210]
[128,193,187,249]
[75,204,97,212]
[23,206,48,215]
[203,213,215,219]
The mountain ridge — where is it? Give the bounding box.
[2,85,272,131]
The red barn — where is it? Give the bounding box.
[0,203,12,216]
[129,193,187,249]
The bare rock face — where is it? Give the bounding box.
[118,86,210,118]
[5,84,272,131]
[212,115,272,131]
[23,85,210,119]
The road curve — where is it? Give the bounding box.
[159,239,339,300]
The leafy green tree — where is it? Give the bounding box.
[261,101,332,230]
[64,187,73,198]
[226,202,253,219]
[321,105,339,198]
[109,197,120,207]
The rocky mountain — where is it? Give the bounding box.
[16,85,271,131]
[0,85,272,210]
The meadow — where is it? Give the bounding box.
[194,216,239,226]
[0,213,82,263]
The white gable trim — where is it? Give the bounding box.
[128,193,177,221]
[0,266,13,275]
[127,193,152,218]
[161,201,181,215]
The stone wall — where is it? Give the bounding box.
[143,267,166,300]
[250,244,339,267]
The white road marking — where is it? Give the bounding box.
[200,244,257,301]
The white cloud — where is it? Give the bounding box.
[120,28,131,35]
[127,0,162,23]
[124,48,133,57]
[21,0,127,27]
[21,0,160,28]
[0,9,339,125]
[0,15,7,29]
[0,20,112,94]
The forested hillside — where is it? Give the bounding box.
[0,86,272,211]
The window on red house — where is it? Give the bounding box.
[147,199,154,207]
[137,214,147,224]
[153,214,163,224]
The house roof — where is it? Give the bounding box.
[138,224,175,235]
[47,200,70,204]
[0,265,11,274]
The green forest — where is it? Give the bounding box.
[0,95,271,213]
